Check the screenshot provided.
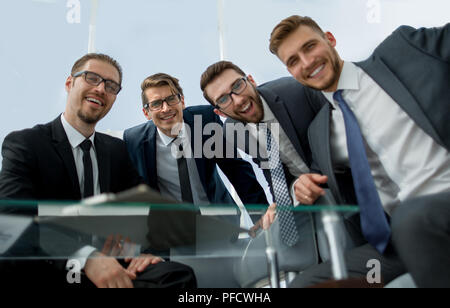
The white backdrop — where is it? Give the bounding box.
[0,0,448,158]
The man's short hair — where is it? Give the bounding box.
[269,15,325,56]
[140,73,184,107]
[200,61,246,105]
[71,53,123,84]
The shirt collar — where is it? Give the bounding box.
[156,121,186,147]
[322,61,360,108]
[260,95,275,123]
[61,114,96,149]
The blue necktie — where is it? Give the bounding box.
[333,90,391,253]
[265,126,299,247]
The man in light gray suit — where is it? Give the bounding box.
[270,15,449,287]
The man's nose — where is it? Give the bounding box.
[231,92,245,107]
[94,81,107,94]
[160,101,170,112]
[300,53,315,71]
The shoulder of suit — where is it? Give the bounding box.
[258,76,301,90]
[184,105,215,115]
[183,105,217,123]
[123,121,154,141]
[4,121,52,144]
[96,131,126,145]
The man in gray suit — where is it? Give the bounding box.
[270,15,449,287]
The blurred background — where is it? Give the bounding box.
[0,0,448,155]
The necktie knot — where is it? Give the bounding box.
[80,139,92,153]
[333,90,344,105]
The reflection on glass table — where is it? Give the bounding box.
[0,196,358,288]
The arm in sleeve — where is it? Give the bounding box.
[0,132,38,200]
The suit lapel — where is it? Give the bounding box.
[143,124,158,190]
[94,134,111,193]
[51,116,81,199]
[183,109,207,189]
[356,59,444,146]
[258,88,306,161]
[310,104,344,204]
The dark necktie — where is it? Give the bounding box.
[80,139,94,198]
[264,126,299,247]
[333,90,391,253]
[176,139,194,204]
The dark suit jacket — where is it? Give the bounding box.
[308,23,450,205]
[224,77,327,273]
[123,105,268,210]
[0,115,142,205]
[225,77,325,190]
[0,116,144,271]
[0,116,142,204]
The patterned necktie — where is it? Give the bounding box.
[80,139,94,198]
[334,90,391,253]
[264,126,299,247]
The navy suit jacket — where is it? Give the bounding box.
[123,105,268,209]
[308,24,450,205]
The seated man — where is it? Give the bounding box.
[200,61,328,286]
[269,15,449,286]
[123,73,268,226]
[0,53,196,288]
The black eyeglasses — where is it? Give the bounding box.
[215,77,248,110]
[73,71,122,95]
[144,94,181,111]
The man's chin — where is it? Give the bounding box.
[78,111,101,125]
[303,78,336,92]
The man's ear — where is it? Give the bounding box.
[143,107,152,120]
[247,74,257,87]
[65,76,73,93]
[180,95,186,109]
[324,31,337,48]
[213,108,227,118]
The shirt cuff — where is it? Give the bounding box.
[66,246,97,271]
[290,178,301,207]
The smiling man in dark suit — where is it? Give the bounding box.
[270,15,449,287]
[123,73,268,221]
[0,53,196,288]
[200,61,329,283]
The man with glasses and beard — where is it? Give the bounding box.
[200,61,328,286]
[0,53,196,288]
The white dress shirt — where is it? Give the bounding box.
[156,123,210,205]
[246,96,310,205]
[60,114,99,269]
[61,114,100,197]
[322,62,450,215]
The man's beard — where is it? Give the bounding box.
[77,110,101,125]
[223,83,264,124]
[306,48,341,91]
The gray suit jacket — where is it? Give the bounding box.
[308,24,450,216]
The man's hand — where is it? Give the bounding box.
[294,173,328,204]
[249,203,276,237]
[125,254,164,276]
[84,253,136,288]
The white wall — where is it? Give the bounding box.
[0,0,448,158]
